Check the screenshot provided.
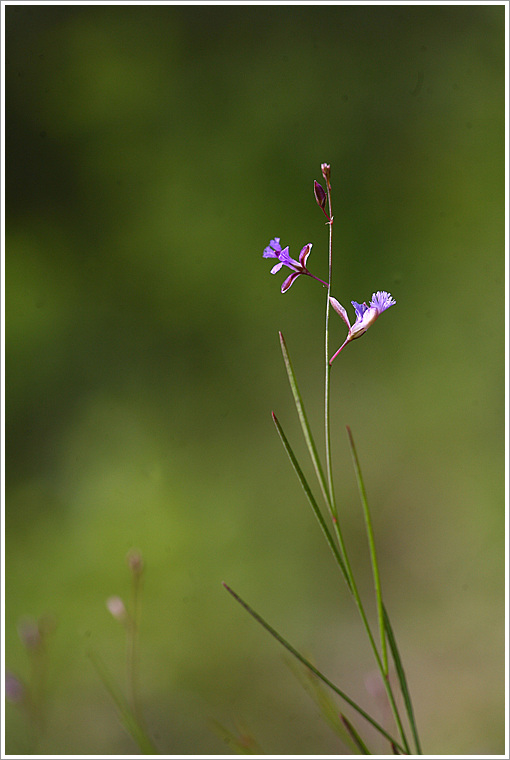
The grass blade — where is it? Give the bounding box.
[383,605,422,754]
[272,412,351,589]
[340,713,372,754]
[346,426,387,674]
[279,331,333,514]
[222,583,406,754]
[285,656,364,753]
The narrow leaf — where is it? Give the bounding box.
[346,426,388,674]
[279,332,332,514]
[340,713,372,754]
[223,583,406,754]
[285,656,362,753]
[272,412,351,589]
[383,605,422,755]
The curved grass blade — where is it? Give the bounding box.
[222,583,406,754]
[272,412,351,590]
[383,605,422,755]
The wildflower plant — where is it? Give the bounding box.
[88,549,158,754]
[224,164,421,754]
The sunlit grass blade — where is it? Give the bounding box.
[346,426,388,675]
[87,650,158,755]
[383,605,422,755]
[340,713,371,754]
[272,411,351,589]
[279,331,333,515]
[222,583,406,754]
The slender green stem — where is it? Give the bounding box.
[320,173,410,753]
[346,426,388,675]
[222,583,406,754]
[324,179,335,513]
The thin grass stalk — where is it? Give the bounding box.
[324,174,336,514]
[320,174,410,753]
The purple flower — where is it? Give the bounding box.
[329,291,396,364]
[263,238,329,293]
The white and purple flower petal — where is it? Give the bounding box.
[281,272,301,293]
[370,291,396,313]
[263,238,283,259]
[298,243,312,268]
[329,291,396,364]
[329,297,351,329]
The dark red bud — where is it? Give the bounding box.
[314,180,326,210]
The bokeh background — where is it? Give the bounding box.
[5,4,505,756]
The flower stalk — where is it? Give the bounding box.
[227,164,421,755]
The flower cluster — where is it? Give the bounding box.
[262,254,395,361]
[263,238,329,293]
[262,167,396,362]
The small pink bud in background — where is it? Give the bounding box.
[127,549,144,577]
[5,671,25,704]
[106,595,127,622]
[17,617,42,651]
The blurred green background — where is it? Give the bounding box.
[5,4,505,755]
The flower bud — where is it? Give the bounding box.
[127,548,144,577]
[313,180,326,210]
[321,163,331,188]
[106,595,127,622]
[17,617,41,651]
[5,672,25,704]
